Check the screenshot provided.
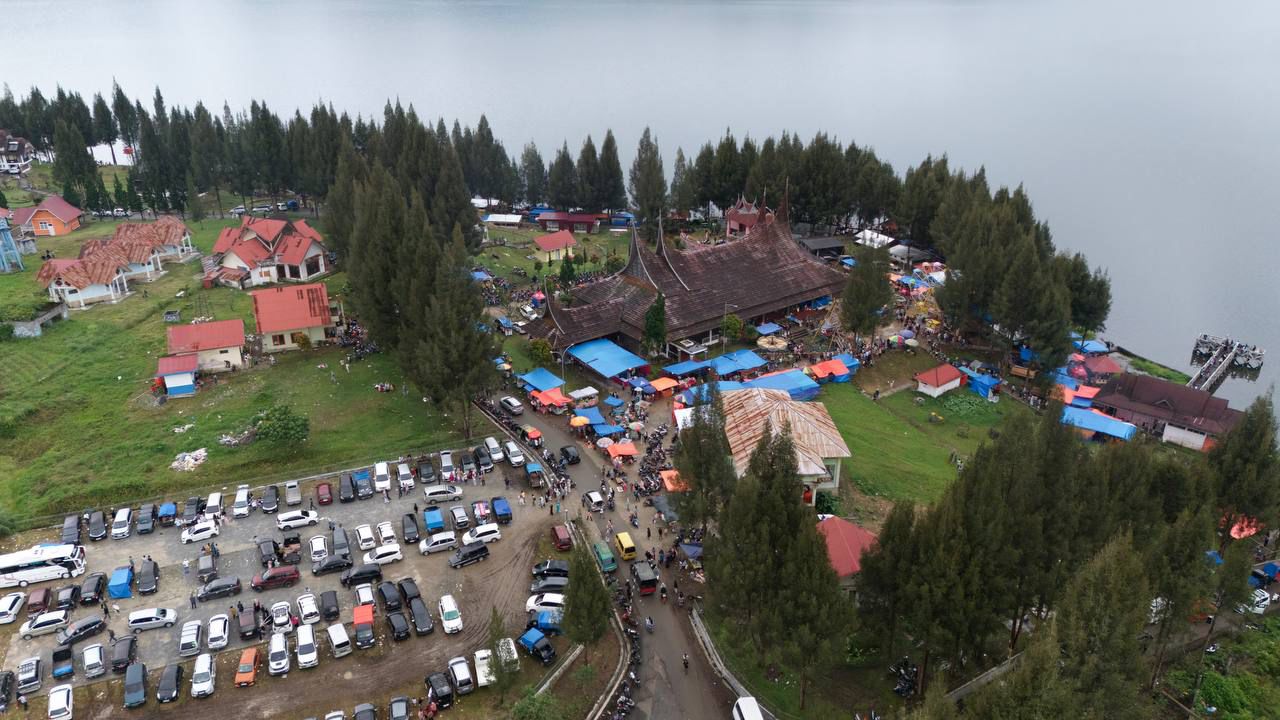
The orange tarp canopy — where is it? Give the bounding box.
[650,377,679,392]
[809,359,850,379]
[660,469,688,492]
[534,388,572,406]
[607,442,639,458]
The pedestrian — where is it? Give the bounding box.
[182,559,190,575]
[549,504,554,517]
[658,526,664,539]
[108,628,115,641]
[17,694,27,711]
[310,498,316,510]
[212,543,220,559]
[413,503,419,513]
[384,490,390,504]
[659,549,665,565]
[231,606,238,620]
[101,601,110,616]
[189,592,197,609]
[646,527,651,539]
[237,600,244,613]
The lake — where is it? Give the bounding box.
[11,0,1280,407]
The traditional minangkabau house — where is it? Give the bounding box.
[532,211,846,360]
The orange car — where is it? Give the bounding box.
[235,648,260,687]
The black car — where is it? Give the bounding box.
[136,503,157,534]
[376,581,402,612]
[157,663,184,703]
[60,515,81,545]
[54,584,81,610]
[408,597,434,635]
[401,513,420,544]
[459,454,477,476]
[260,485,280,514]
[313,554,353,576]
[418,460,437,484]
[123,662,148,708]
[111,636,137,673]
[386,610,411,641]
[55,615,106,646]
[531,576,569,595]
[532,559,570,578]
[354,703,378,720]
[338,474,356,503]
[389,696,412,720]
[137,559,159,595]
[0,670,12,712]
[397,578,421,603]
[80,572,107,605]
[87,510,107,540]
[197,576,242,602]
[560,445,581,465]
[320,590,341,621]
[473,446,493,473]
[340,564,383,588]
[425,671,454,708]
[354,473,374,499]
[258,539,281,567]
[181,497,204,523]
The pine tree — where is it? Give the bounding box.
[433,143,479,252]
[839,246,893,339]
[563,542,611,665]
[547,142,577,210]
[0,188,8,209]
[628,127,665,238]
[642,292,665,355]
[598,130,627,211]
[856,500,916,655]
[348,165,409,349]
[52,118,95,195]
[1209,393,1280,548]
[92,92,117,165]
[711,130,742,209]
[705,474,769,643]
[558,252,576,287]
[185,173,206,222]
[112,174,128,210]
[61,181,82,210]
[325,137,365,258]
[778,518,852,709]
[520,142,547,205]
[487,605,515,705]
[575,135,599,212]
[963,623,1073,720]
[111,82,138,157]
[673,385,735,529]
[671,148,695,215]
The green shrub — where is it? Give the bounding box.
[815,491,840,515]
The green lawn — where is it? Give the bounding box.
[480,223,630,280]
[0,220,462,520]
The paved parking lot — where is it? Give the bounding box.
[7,457,570,717]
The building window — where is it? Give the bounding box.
[39,221,52,231]
[546,221,559,231]
[272,334,285,346]
[305,255,322,276]
[219,349,230,355]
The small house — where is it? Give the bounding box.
[533,229,577,262]
[0,130,35,174]
[111,216,196,266]
[155,354,198,398]
[36,256,131,308]
[251,283,337,353]
[11,195,82,237]
[208,216,329,288]
[816,516,878,593]
[798,236,846,260]
[535,212,600,234]
[914,364,964,398]
[167,319,246,372]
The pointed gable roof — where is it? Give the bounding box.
[214,216,326,267]
[167,319,246,354]
[251,283,332,334]
[29,195,83,224]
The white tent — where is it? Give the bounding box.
[854,229,894,249]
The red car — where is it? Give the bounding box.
[316,482,333,506]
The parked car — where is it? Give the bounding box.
[47,683,73,719]
[268,633,290,675]
[401,514,421,543]
[492,497,514,524]
[321,590,341,621]
[377,521,397,545]
[136,559,159,595]
[526,593,566,614]
[20,610,70,640]
[110,637,136,673]
[341,564,383,588]
[439,451,456,482]
[419,531,458,555]
[316,482,333,505]
[16,657,41,694]
[449,505,471,530]
[123,662,148,708]
[463,523,502,546]
[532,559,570,578]
[424,485,463,503]
[470,501,490,524]
[313,554,353,576]
[474,446,494,473]
[87,511,107,541]
[408,597,435,635]
[80,573,107,605]
[136,504,157,534]
[459,453,477,477]
[180,520,220,544]
[207,614,230,650]
[54,615,106,646]
[270,602,293,634]
[439,594,463,634]
[449,655,475,695]
[197,577,242,602]
[276,509,319,530]
[448,542,490,568]
[181,498,204,524]
[418,458,437,484]
[386,610,411,641]
[363,543,404,566]
[178,621,203,657]
[252,566,300,592]
[54,585,80,611]
[354,524,377,550]
[296,623,319,668]
[531,576,570,594]
[285,480,302,506]
[389,696,412,720]
[25,588,51,616]
[0,592,22,624]
[190,653,216,698]
[425,671,454,709]
[127,607,177,633]
[474,648,497,687]
[297,593,321,625]
[499,396,524,415]
[82,643,106,679]
[309,535,329,563]
[484,436,504,463]
[235,648,260,687]
[504,441,525,466]
[260,485,280,513]
[377,581,403,611]
[157,663,184,703]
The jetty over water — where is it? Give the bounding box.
[1189,334,1265,391]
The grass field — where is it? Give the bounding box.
[0,219,462,520]
[480,223,630,280]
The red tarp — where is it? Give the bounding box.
[534,388,572,407]
[660,469,688,492]
[607,442,638,458]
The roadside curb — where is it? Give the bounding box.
[690,608,778,720]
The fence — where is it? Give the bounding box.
[688,607,784,720]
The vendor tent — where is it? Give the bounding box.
[569,416,590,427]
[832,353,862,372]
[660,469,688,492]
[649,377,679,394]
[627,377,656,394]
[518,368,565,392]
[664,359,707,376]
[471,270,492,282]
[756,322,782,336]
[678,381,746,404]
[568,338,648,380]
[744,370,822,401]
[709,349,767,376]
[958,367,1001,399]
[108,566,133,599]
[809,358,851,383]
[679,542,704,560]
[573,406,606,425]
[568,387,599,403]
[603,395,625,407]
[593,424,625,436]
[1074,339,1108,354]
[607,442,638,458]
[1061,406,1137,441]
[533,388,571,407]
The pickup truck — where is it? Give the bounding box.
[525,610,562,636]
[280,534,303,565]
[518,628,556,666]
[51,647,75,679]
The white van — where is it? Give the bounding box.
[733,697,765,720]
[396,463,414,491]
[110,508,133,539]
[374,462,391,492]
[205,492,224,518]
[325,623,352,658]
[232,485,252,518]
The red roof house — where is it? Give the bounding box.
[725,197,773,237]
[816,516,878,590]
[533,229,577,260]
[914,363,964,398]
[251,283,335,353]
[535,212,600,234]
[1083,354,1123,377]
[36,254,132,308]
[166,319,246,372]
[208,216,328,288]
[12,195,83,237]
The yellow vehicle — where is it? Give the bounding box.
[614,532,637,562]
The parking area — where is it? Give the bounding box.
[4,449,578,717]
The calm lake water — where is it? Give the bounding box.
[12,0,1280,407]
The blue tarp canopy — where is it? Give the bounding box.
[679,542,703,560]
[812,296,832,308]
[832,353,862,372]
[1264,562,1280,578]
[1073,339,1108,354]
[651,494,679,521]
[108,566,133,599]
[568,338,648,380]
[678,381,746,404]
[756,322,782,336]
[574,406,606,425]
[603,395,624,407]
[710,349,767,376]
[744,370,821,401]
[518,367,564,392]
[959,367,1001,398]
[664,360,707,376]
[157,502,176,519]
[1060,406,1136,441]
[1206,550,1224,565]
[471,270,492,282]
[593,424,625,436]
[493,356,507,367]
[1053,368,1079,390]
[497,316,514,328]
[628,377,656,393]
[841,257,856,268]
[1019,347,1040,364]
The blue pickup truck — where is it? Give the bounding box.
[518,628,556,665]
[422,508,446,533]
[51,647,74,679]
[525,610,562,636]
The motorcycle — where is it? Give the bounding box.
[645,616,655,633]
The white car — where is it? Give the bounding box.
[295,623,319,668]
[419,531,458,555]
[525,593,566,614]
[439,451,456,482]
[582,491,605,513]
[20,610,69,640]
[309,535,329,563]
[1239,588,1271,615]
[354,524,377,550]
[207,614,230,650]
[377,521,397,545]
[485,437,504,464]
[474,649,496,687]
[0,591,25,624]
[271,601,293,634]
[268,632,291,675]
[362,543,404,566]
[190,652,216,698]
[353,583,376,608]
[297,593,321,625]
[504,441,525,467]
[448,655,475,696]
[462,523,502,546]
[180,520,220,544]
[439,594,463,634]
[276,509,319,530]
[179,620,204,657]
[47,683,73,720]
[83,643,106,679]
[423,485,464,503]
[127,607,177,633]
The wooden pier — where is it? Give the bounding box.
[1188,334,1265,391]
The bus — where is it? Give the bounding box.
[0,544,87,588]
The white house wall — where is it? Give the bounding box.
[194,346,244,372]
[1162,424,1209,451]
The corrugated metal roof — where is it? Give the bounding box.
[721,388,851,478]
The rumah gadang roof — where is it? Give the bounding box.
[214,216,326,267]
[1093,372,1243,436]
[537,221,845,349]
[816,516,878,578]
[251,283,332,335]
[167,319,246,354]
[720,388,851,478]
